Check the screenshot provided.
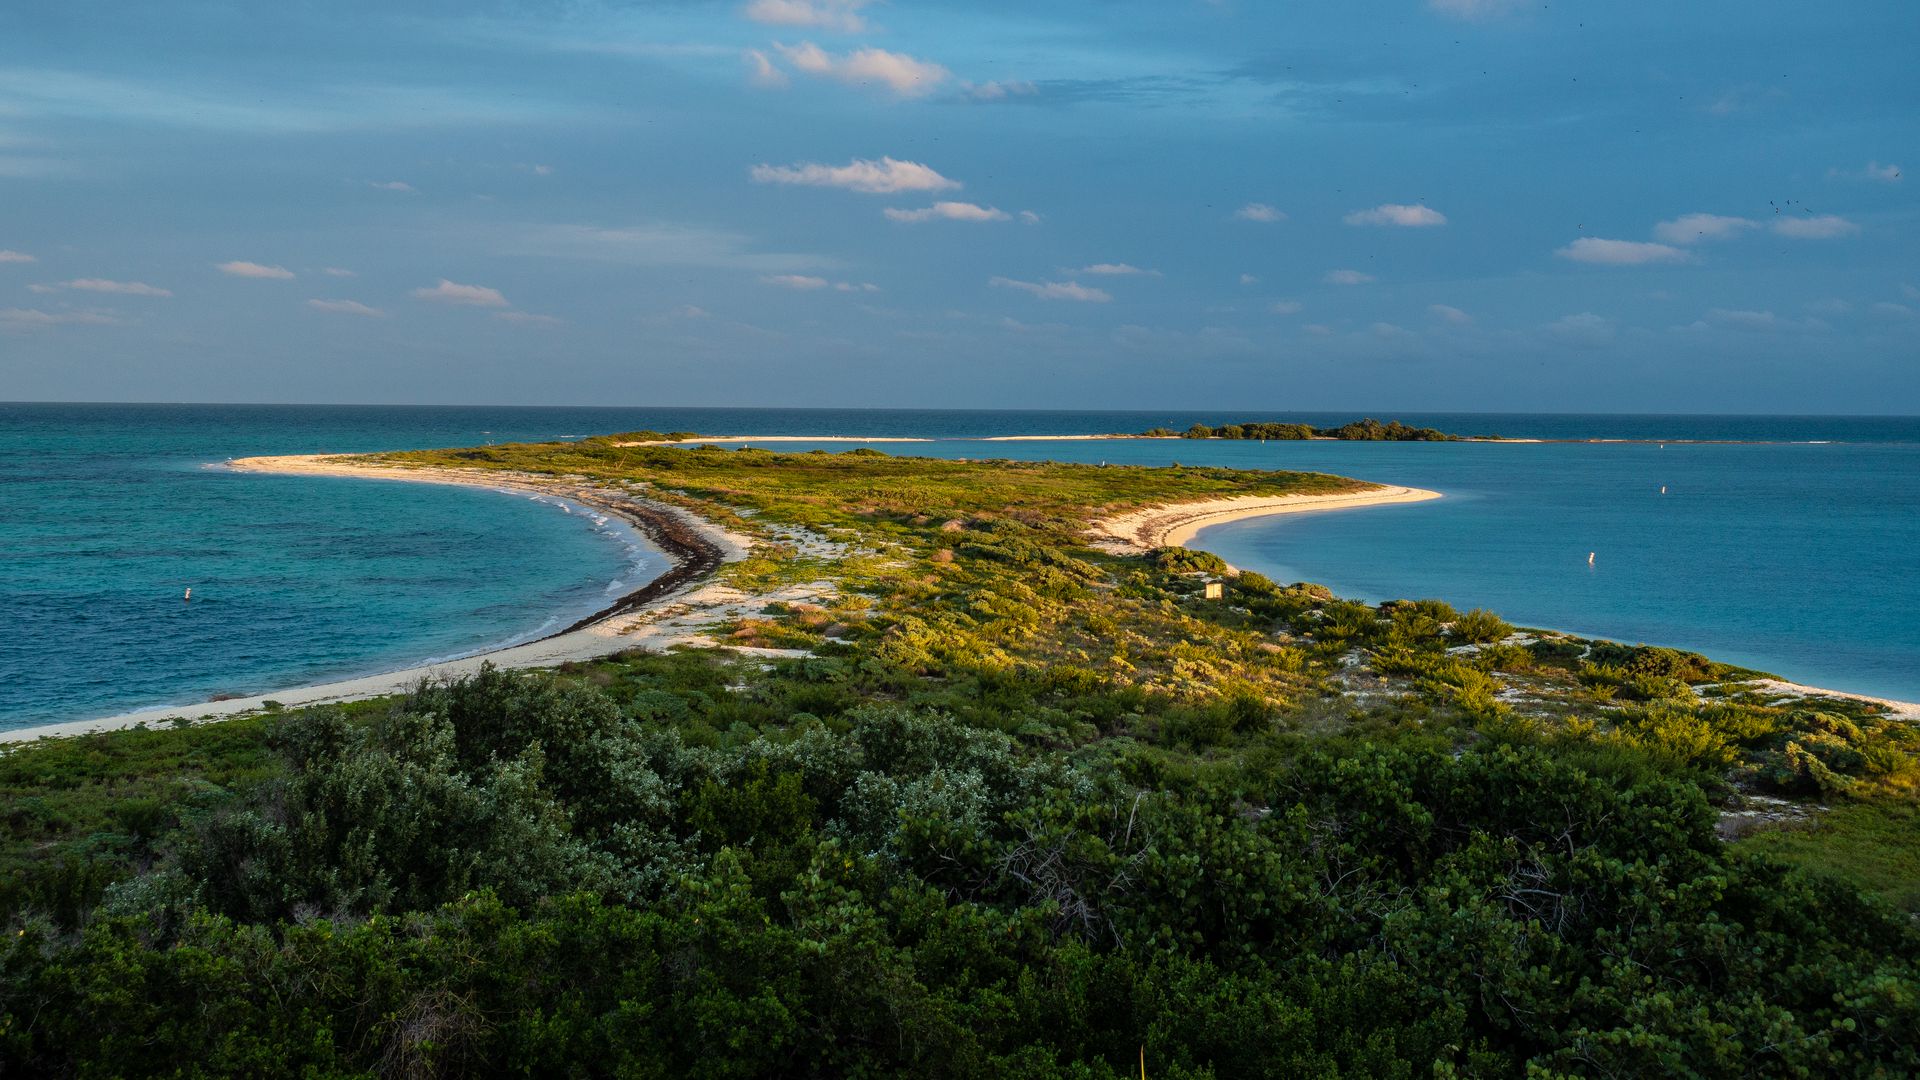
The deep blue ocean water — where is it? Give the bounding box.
[2,404,1916,729]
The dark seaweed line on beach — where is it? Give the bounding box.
[540,493,727,641]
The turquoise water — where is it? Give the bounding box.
[2,404,1916,729]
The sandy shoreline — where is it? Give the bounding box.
[0,454,789,744]
[1088,485,1445,554]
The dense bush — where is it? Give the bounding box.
[4,667,1917,1078]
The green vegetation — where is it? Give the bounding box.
[2,441,1915,1077]
[1141,418,1470,441]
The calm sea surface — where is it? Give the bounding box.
[2,404,1916,729]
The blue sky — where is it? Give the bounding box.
[1,0,1915,411]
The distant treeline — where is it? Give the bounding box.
[1144,418,1468,441]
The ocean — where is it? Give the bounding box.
[2,403,1916,730]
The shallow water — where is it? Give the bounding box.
[2,404,1915,728]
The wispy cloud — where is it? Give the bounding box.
[494,311,563,326]
[306,299,385,317]
[0,250,35,264]
[1555,238,1690,265]
[751,156,959,194]
[1773,214,1859,239]
[1545,312,1616,345]
[1428,0,1527,20]
[762,274,878,292]
[369,180,415,192]
[1017,210,1042,225]
[964,80,1038,102]
[1324,269,1375,285]
[1239,273,1259,285]
[744,0,874,33]
[1270,300,1303,315]
[745,49,789,88]
[1235,202,1284,222]
[59,278,172,296]
[217,260,294,279]
[496,222,827,273]
[1345,203,1447,227]
[1830,161,1902,183]
[990,276,1112,302]
[322,267,356,277]
[769,42,951,98]
[411,279,508,307]
[883,201,1009,223]
[0,307,117,329]
[1429,304,1472,324]
[1652,213,1758,245]
[1075,263,1160,276]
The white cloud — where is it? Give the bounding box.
[1428,0,1526,20]
[1545,312,1616,345]
[1773,214,1859,239]
[771,42,951,98]
[833,281,880,292]
[494,311,563,326]
[965,80,1037,101]
[306,299,385,317]
[679,305,711,318]
[496,222,826,273]
[763,274,829,289]
[322,267,356,277]
[1075,263,1159,276]
[1324,269,1375,285]
[61,278,172,296]
[1239,273,1259,285]
[1652,213,1759,245]
[1830,161,1901,183]
[369,180,415,192]
[745,49,789,88]
[1555,238,1690,265]
[1703,308,1780,330]
[0,250,35,263]
[0,307,117,329]
[884,201,1009,223]
[1017,210,1042,225]
[411,279,508,307]
[1429,304,1472,324]
[989,276,1112,302]
[744,0,873,32]
[1808,298,1853,316]
[751,156,959,194]
[1870,302,1914,318]
[1304,324,1334,336]
[1235,202,1284,222]
[1344,203,1447,227]
[1270,300,1302,315]
[217,260,294,279]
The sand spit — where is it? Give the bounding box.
[1088,486,1444,555]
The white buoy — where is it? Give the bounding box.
[184,587,192,601]
[1587,552,1595,567]
[1660,485,1667,494]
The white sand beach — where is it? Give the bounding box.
[1088,485,1444,554]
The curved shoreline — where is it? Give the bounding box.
[0,455,762,744]
[1088,485,1444,554]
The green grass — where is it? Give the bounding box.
[1738,800,1920,915]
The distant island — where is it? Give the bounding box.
[1143,418,1490,441]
